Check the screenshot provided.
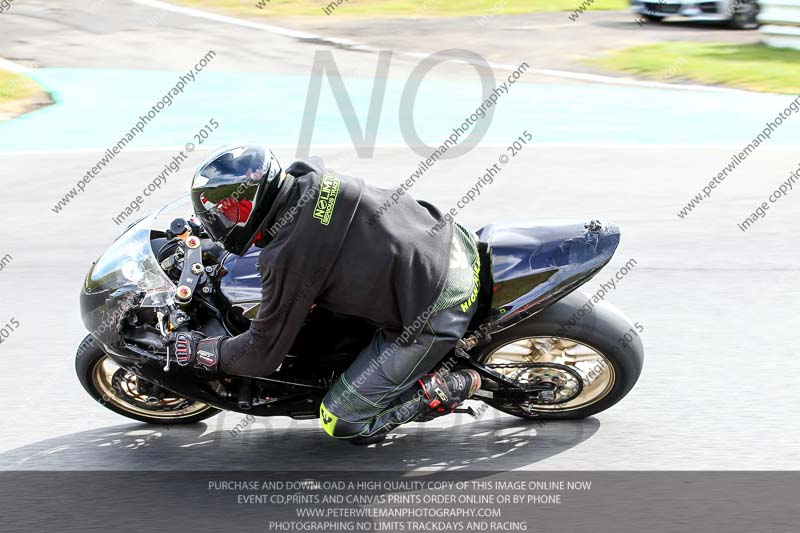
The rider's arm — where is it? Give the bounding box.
[218,249,314,378]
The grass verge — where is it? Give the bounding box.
[0,69,44,104]
[590,42,800,94]
[175,0,627,18]
[0,68,51,120]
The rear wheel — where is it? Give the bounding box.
[75,335,220,425]
[478,292,644,420]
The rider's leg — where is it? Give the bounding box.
[320,222,482,441]
[319,299,478,441]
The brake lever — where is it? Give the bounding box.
[157,310,173,372]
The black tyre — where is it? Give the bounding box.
[477,291,644,420]
[643,14,665,22]
[75,335,220,425]
[729,1,760,29]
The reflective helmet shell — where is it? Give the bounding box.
[190,144,283,255]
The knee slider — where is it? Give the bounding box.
[319,402,339,437]
[320,402,369,439]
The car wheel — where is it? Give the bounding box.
[729,1,760,29]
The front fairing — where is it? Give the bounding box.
[80,205,181,348]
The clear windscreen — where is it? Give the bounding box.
[87,196,193,308]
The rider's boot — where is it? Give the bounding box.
[348,369,481,445]
[414,369,482,422]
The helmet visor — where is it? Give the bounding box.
[196,195,254,242]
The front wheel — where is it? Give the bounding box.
[478,291,644,420]
[75,335,220,425]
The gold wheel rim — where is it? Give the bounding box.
[486,337,615,412]
[91,356,212,419]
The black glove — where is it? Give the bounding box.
[171,332,225,373]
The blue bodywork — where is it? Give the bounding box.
[477,220,620,333]
[219,247,263,318]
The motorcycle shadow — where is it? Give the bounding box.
[0,410,599,472]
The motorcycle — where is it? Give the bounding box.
[76,197,643,425]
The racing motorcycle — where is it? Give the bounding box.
[76,197,644,425]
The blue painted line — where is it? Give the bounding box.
[1,68,798,151]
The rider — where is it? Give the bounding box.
[172,144,482,443]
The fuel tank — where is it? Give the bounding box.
[476,220,620,334]
[219,246,263,319]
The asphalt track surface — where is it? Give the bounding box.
[0,1,799,471]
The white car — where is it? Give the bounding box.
[630,0,760,28]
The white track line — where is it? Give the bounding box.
[0,57,31,73]
[1,142,792,156]
[131,0,359,47]
[131,0,770,96]
[408,51,763,95]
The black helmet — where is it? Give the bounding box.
[191,144,283,255]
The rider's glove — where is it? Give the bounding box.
[170,332,225,373]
